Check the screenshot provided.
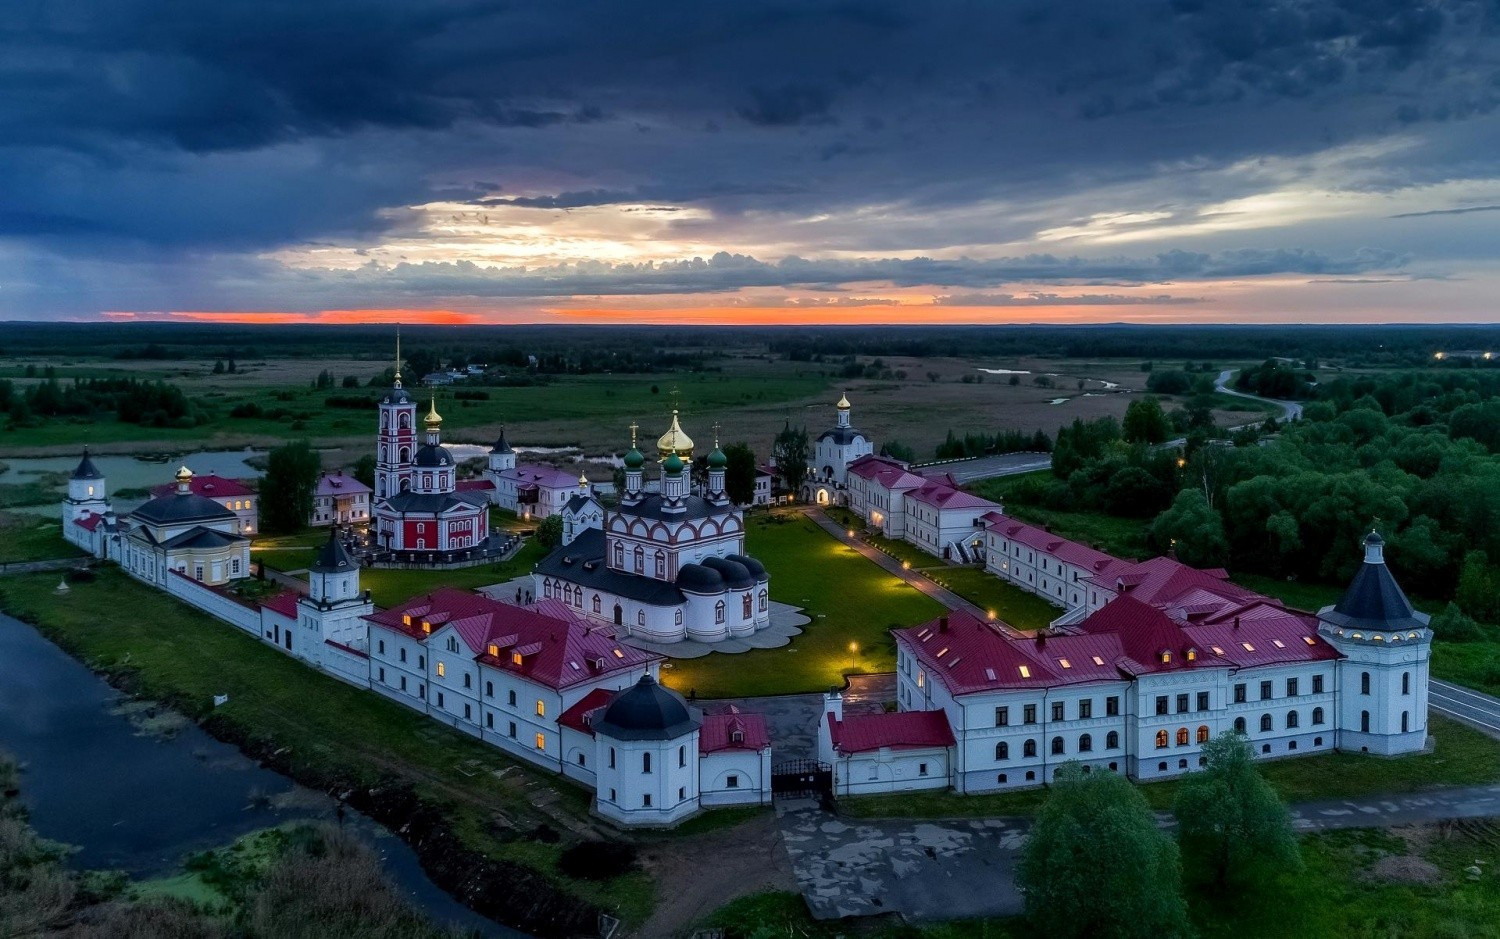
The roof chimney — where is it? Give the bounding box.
[1034,632,1046,650]
[1233,615,1241,630]
[939,615,949,633]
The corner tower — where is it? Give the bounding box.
[1317,531,1432,756]
[64,447,108,521]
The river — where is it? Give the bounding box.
[0,613,523,938]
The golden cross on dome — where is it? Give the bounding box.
[393,324,403,384]
[712,420,722,448]
[629,420,639,448]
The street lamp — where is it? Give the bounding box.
[849,641,859,670]
[902,560,911,571]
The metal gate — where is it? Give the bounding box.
[772,759,832,800]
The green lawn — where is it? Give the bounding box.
[841,715,1500,819]
[925,566,1061,633]
[661,512,945,698]
[0,514,81,564]
[359,539,546,609]
[864,530,941,570]
[0,567,654,925]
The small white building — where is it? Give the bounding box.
[804,393,874,506]
[310,472,372,527]
[818,695,955,796]
[483,429,580,521]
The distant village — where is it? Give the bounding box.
[58,344,1432,825]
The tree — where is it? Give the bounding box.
[1123,396,1171,444]
[1456,550,1500,623]
[403,349,440,380]
[259,440,321,534]
[212,359,225,374]
[880,440,916,462]
[1174,732,1300,889]
[772,424,809,498]
[723,443,758,506]
[1019,764,1189,939]
[1430,602,1486,642]
[1150,489,1229,566]
[535,514,564,549]
[351,454,377,489]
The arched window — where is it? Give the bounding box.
[637,610,646,626]
[614,542,624,567]
[642,752,651,773]
[1286,711,1299,729]
[1051,736,1065,755]
[1401,711,1409,732]
[743,594,753,618]
[1361,672,1371,695]
[1312,707,1324,725]
[714,601,726,625]
[995,742,1008,761]
[634,546,644,572]
[655,550,665,578]
[759,590,767,612]
[593,595,601,614]
[1402,671,1410,695]
[1023,739,1037,758]
[1361,710,1370,733]
[1106,731,1119,749]
[1234,717,1247,734]
[1196,725,1210,743]
[1176,727,1189,746]
[1078,734,1092,753]
[1259,714,1272,733]
[1155,730,1169,749]
[544,580,553,599]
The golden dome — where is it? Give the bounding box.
[425,396,443,427]
[837,392,851,409]
[175,465,193,481]
[656,409,694,460]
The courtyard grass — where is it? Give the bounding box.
[358,539,547,609]
[863,530,942,571]
[660,512,945,698]
[0,514,81,564]
[924,566,1062,633]
[0,567,655,925]
[838,714,1500,820]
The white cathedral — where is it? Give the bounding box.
[533,411,771,644]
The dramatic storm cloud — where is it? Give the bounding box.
[2,0,1498,322]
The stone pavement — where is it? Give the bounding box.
[777,799,1028,921]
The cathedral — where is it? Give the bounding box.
[370,363,491,557]
[533,411,771,644]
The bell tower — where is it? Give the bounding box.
[375,331,417,501]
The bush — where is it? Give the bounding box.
[64,567,96,584]
[558,840,638,881]
[1430,602,1486,643]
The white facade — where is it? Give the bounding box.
[804,394,874,506]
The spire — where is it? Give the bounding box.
[311,526,359,573]
[393,324,403,387]
[1318,528,1425,633]
[491,426,513,454]
[578,470,589,491]
[425,394,443,427]
[71,446,103,481]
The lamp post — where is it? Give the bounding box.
[849,641,859,671]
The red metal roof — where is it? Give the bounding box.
[983,513,1125,572]
[828,709,955,755]
[73,512,104,532]
[455,479,496,492]
[700,706,771,753]
[366,587,661,690]
[149,474,256,500]
[1077,594,1225,675]
[904,478,1000,511]
[556,687,616,736]
[260,591,301,618]
[315,472,372,497]
[846,454,927,491]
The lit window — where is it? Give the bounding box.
[402,614,412,626]
[487,644,498,657]
[536,700,545,717]
[1211,646,1225,656]
[1160,651,1171,664]
[535,733,545,750]
[512,652,523,666]
[436,662,445,677]
[1091,656,1104,666]
[1018,665,1031,679]
[613,648,624,658]
[1272,639,1285,649]
[1186,648,1197,661]
[1303,636,1317,646]
[421,621,432,635]
[1058,658,1072,669]
[1241,642,1255,652]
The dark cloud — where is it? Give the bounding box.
[736,85,835,126]
[1390,204,1500,218]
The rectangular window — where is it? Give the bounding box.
[995,706,1009,727]
[1105,696,1119,717]
[643,794,652,808]
[486,713,493,729]
[1313,674,1324,694]
[919,762,929,776]
[1078,699,1092,719]
[436,661,445,677]
[1287,677,1299,697]
[535,733,545,751]
[1176,694,1188,714]
[1051,701,1065,722]
[378,667,385,682]
[464,704,471,720]
[536,700,546,717]
[727,775,739,788]
[1196,691,1209,712]
[1023,705,1037,725]
[1155,696,1168,716]
[437,692,444,708]
[508,722,517,738]
[1260,681,1273,701]
[508,690,517,706]
[1234,683,1246,703]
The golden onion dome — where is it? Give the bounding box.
[425,396,443,427]
[656,409,694,460]
[837,392,851,409]
[175,465,193,481]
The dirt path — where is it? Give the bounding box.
[635,810,796,938]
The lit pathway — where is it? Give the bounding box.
[1430,679,1500,740]
[804,507,1004,628]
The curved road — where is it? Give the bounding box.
[1215,367,1305,423]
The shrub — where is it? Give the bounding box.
[558,840,638,881]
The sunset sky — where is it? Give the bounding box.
[4,1,1500,325]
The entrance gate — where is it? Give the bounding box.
[771,759,832,800]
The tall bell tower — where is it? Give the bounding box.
[375,331,417,501]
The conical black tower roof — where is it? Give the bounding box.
[1319,532,1427,631]
[491,427,514,454]
[311,527,359,574]
[71,447,103,480]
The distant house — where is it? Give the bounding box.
[310,471,373,527]
[422,372,456,386]
[753,467,773,506]
[150,472,258,534]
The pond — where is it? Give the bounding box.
[0,614,523,937]
[1,449,267,518]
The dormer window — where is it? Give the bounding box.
[1058,658,1071,669]
[402,614,412,626]
[1185,648,1197,662]
[421,621,432,635]
[730,729,744,744]
[511,651,523,666]
[1159,651,1171,664]
[487,644,499,657]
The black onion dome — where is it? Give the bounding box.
[676,563,726,594]
[382,386,413,405]
[703,556,754,590]
[414,444,453,467]
[594,675,700,741]
[726,554,767,582]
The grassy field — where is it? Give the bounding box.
[359,540,547,609]
[0,568,656,925]
[863,530,942,570]
[661,512,945,698]
[840,714,1500,819]
[924,566,1062,633]
[0,514,81,564]
[701,817,1500,939]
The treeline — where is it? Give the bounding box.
[0,376,199,428]
[934,428,1052,460]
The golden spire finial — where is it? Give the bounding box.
[837,391,851,409]
[578,470,588,486]
[425,393,442,427]
[394,324,403,386]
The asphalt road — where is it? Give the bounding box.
[1430,679,1500,739]
[1215,368,1306,422]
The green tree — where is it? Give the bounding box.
[259,440,322,534]
[772,424,809,499]
[1174,731,1301,889]
[1019,764,1189,939]
[1456,550,1500,623]
[880,440,916,462]
[1151,488,1229,566]
[212,359,225,374]
[723,442,758,506]
[351,454,377,489]
[535,514,564,549]
[1123,396,1171,444]
[1429,602,1486,642]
